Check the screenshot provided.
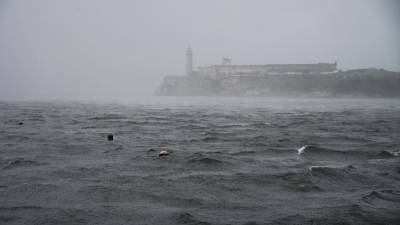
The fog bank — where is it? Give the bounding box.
[1,0,399,100]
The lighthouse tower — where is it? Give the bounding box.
[186,46,193,76]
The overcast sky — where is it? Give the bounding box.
[0,0,399,100]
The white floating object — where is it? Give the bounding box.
[159,150,169,157]
[297,145,308,155]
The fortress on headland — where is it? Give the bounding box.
[186,46,338,77]
[156,47,400,97]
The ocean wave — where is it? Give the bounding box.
[269,204,372,225]
[377,150,400,158]
[103,145,125,153]
[186,153,229,168]
[306,165,379,188]
[230,150,258,156]
[296,145,345,156]
[202,136,219,142]
[296,145,351,158]
[296,145,398,160]
[176,124,208,130]
[361,189,400,204]
[242,135,269,147]
[88,114,127,120]
[0,206,43,211]
[175,212,210,225]
[2,158,45,170]
[308,165,354,177]
[2,135,31,142]
[187,157,224,166]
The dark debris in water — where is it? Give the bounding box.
[106,134,114,141]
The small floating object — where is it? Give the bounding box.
[17,122,24,125]
[159,150,169,157]
[297,145,308,155]
[107,134,114,141]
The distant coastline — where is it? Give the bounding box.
[156,68,400,98]
[156,48,400,98]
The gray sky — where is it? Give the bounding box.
[0,0,399,100]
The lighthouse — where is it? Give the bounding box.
[186,46,193,76]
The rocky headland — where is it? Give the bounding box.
[156,68,400,97]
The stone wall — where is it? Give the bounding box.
[198,62,337,76]
[156,68,400,97]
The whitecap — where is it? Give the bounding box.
[297,145,308,155]
[308,165,323,171]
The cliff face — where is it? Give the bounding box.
[156,69,400,97]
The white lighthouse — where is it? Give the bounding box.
[186,46,193,76]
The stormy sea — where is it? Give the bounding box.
[0,97,399,225]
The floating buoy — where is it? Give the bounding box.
[107,134,114,141]
[159,150,169,157]
[17,122,24,125]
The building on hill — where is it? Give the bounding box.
[186,46,338,77]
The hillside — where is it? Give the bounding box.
[156,69,400,97]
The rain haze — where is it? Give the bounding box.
[1,1,400,225]
[0,0,399,100]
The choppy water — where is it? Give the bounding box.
[1,98,400,225]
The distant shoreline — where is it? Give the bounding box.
[156,68,400,98]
